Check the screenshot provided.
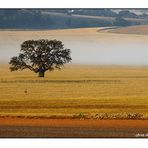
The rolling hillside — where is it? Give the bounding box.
[109,25,148,35]
[1,9,148,29]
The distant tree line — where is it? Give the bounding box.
[46,9,148,19]
[0,9,147,29]
[0,9,113,29]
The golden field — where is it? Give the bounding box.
[0,64,148,119]
[109,25,148,35]
[1,27,148,44]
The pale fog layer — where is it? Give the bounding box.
[0,32,148,65]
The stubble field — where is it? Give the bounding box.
[0,64,148,119]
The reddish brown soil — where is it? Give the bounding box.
[0,117,148,128]
[0,117,148,138]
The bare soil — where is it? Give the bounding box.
[0,117,148,138]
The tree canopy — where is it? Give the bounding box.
[9,39,72,77]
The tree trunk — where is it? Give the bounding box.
[38,71,45,77]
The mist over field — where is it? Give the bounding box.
[0,28,148,65]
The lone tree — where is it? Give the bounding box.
[9,39,72,77]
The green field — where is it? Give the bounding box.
[0,64,148,119]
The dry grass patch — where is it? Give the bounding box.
[0,64,148,119]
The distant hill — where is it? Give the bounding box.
[109,25,148,35]
[1,9,148,29]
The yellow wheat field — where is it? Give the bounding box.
[0,64,148,118]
